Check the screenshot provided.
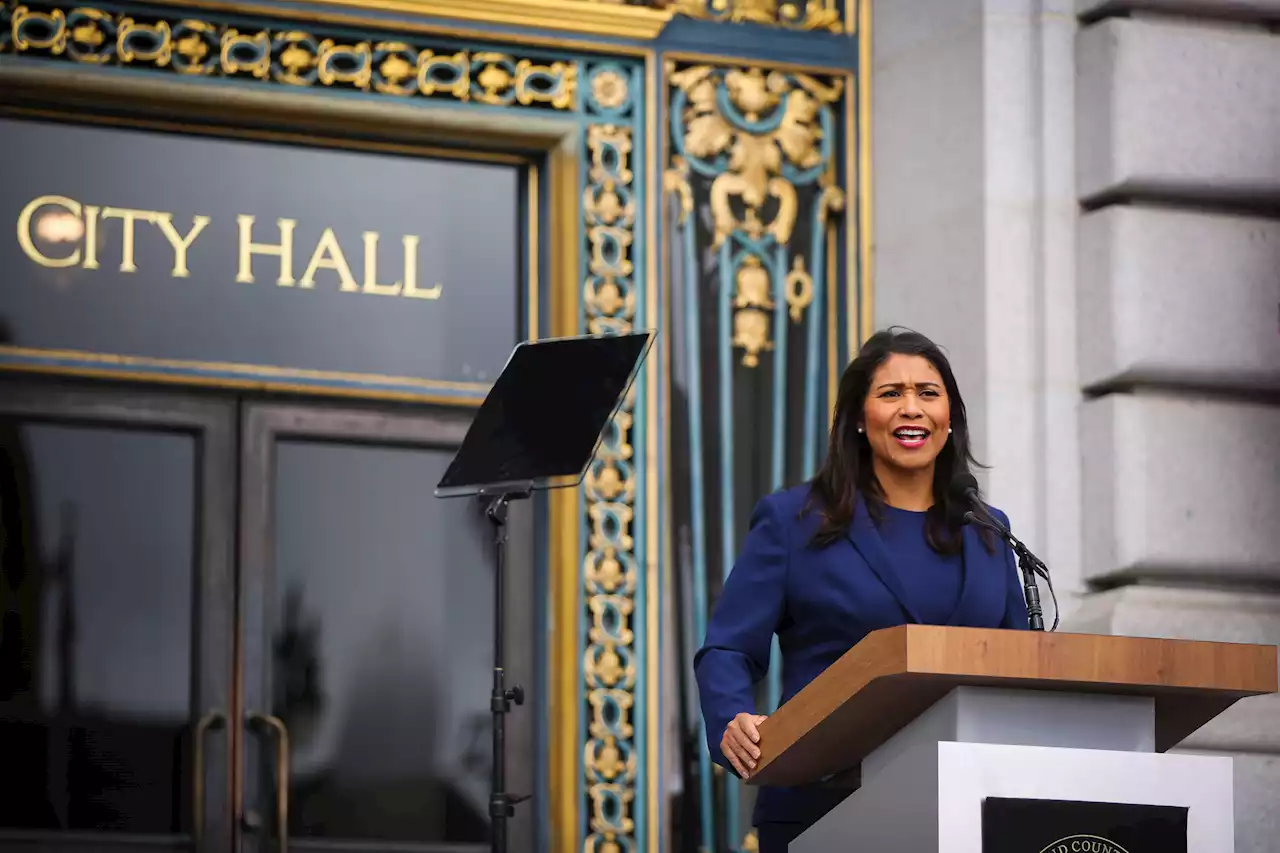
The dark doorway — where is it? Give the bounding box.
[0,378,538,853]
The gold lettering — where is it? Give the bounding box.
[83,205,100,270]
[400,236,441,300]
[101,207,160,273]
[361,232,401,296]
[300,228,358,292]
[17,194,82,268]
[18,198,446,302]
[154,214,210,278]
[237,215,296,285]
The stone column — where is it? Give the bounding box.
[1072,3,1280,850]
[873,1,1280,849]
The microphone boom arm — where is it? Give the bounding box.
[962,510,1056,632]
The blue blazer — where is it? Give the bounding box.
[693,483,1030,828]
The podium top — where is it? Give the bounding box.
[749,625,1277,787]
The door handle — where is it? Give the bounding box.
[192,709,226,847]
[247,712,290,853]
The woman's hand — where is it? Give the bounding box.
[720,712,768,778]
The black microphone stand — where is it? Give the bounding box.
[963,510,1053,632]
[482,485,533,853]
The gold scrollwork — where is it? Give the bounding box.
[12,6,69,53]
[732,256,775,368]
[117,17,171,65]
[667,62,845,369]
[785,255,813,322]
[582,103,640,852]
[668,0,844,32]
[583,124,638,337]
[5,2,577,110]
[671,64,841,248]
[67,7,109,64]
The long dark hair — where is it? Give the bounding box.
[807,326,988,554]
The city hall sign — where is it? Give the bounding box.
[17,194,442,300]
[0,114,524,399]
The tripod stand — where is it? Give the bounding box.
[483,487,532,853]
[434,331,656,853]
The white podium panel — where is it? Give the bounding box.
[789,687,1234,853]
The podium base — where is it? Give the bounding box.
[790,687,1234,853]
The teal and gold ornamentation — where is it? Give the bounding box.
[580,57,647,853]
[5,2,578,110]
[664,57,850,853]
[667,62,843,367]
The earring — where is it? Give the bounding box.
[948,427,953,434]
[857,427,864,433]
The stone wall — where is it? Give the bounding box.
[873,1,1280,849]
[1073,4,1280,849]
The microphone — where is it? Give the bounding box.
[947,473,1056,632]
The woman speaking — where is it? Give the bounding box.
[693,327,1030,851]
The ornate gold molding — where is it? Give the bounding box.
[669,0,846,32]
[263,0,674,41]
[4,3,578,109]
[666,62,844,367]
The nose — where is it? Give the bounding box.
[900,392,924,417]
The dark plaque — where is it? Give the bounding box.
[0,115,523,401]
[982,798,1188,853]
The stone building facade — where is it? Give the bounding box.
[872,1,1279,849]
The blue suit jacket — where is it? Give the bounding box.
[693,484,1030,828]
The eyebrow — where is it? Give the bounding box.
[876,380,942,390]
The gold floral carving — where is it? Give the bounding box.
[667,62,844,367]
[732,257,775,368]
[672,64,840,248]
[581,106,641,851]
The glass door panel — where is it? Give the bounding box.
[0,384,235,853]
[238,404,538,853]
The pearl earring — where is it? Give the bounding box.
[948,427,953,434]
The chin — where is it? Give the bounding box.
[896,457,938,472]
[885,445,945,471]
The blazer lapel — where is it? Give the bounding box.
[948,524,1006,626]
[846,499,923,624]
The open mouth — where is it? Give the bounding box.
[892,426,930,448]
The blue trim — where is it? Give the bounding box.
[680,200,715,853]
[803,204,826,478]
[631,73,649,853]
[716,238,739,846]
[575,111,591,853]
[656,17,857,70]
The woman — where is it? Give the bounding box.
[693,327,1029,851]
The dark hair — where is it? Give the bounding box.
[806,326,989,554]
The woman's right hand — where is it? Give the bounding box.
[721,712,768,778]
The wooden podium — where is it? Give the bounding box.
[747,625,1277,852]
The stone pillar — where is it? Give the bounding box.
[872,0,1084,601]
[873,1,1280,849]
[1073,3,1280,850]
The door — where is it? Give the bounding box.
[236,402,539,853]
[0,380,236,853]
